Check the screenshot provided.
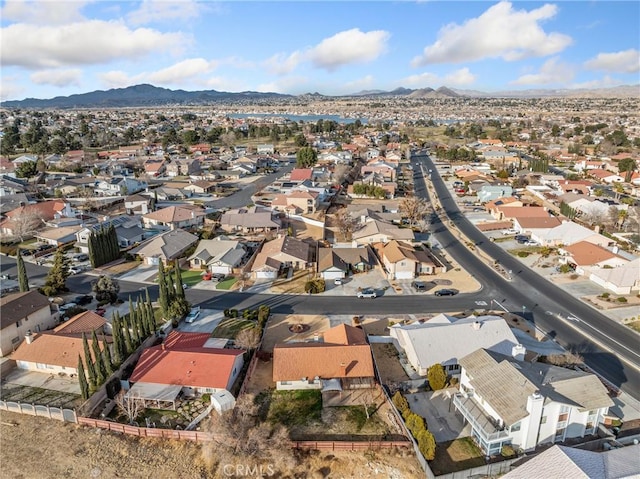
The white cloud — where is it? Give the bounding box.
[200,76,247,92]
[511,57,574,85]
[412,1,572,66]
[308,28,390,71]
[257,76,309,94]
[570,76,624,90]
[0,0,88,25]
[0,78,25,101]
[263,51,304,76]
[584,49,640,74]
[1,21,188,69]
[98,70,144,89]
[148,58,217,85]
[401,67,476,87]
[343,75,376,92]
[30,68,82,87]
[126,0,206,26]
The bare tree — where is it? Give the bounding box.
[9,210,44,241]
[546,352,584,367]
[335,209,357,241]
[399,195,429,229]
[220,132,236,149]
[114,390,143,425]
[235,326,261,350]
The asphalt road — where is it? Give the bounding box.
[412,152,640,398]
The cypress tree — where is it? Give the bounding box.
[102,335,114,376]
[82,333,97,390]
[111,313,123,366]
[77,355,90,400]
[128,311,140,347]
[122,316,134,354]
[174,264,185,299]
[17,250,29,292]
[92,330,106,385]
[137,301,148,339]
[158,262,169,316]
[110,225,119,261]
[88,231,96,268]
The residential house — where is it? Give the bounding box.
[125,194,152,215]
[502,444,640,479]
[0,291,55,357]
[35,225,83,247]
[361,160,396,181]
[127,331,244,409]
[588,169,624,184]
[251,235,310,279]
[231,156,257,175]
[219,206,281,234]
[492,206,551,222]
[271,190,320,214]
[390,314,520,376]
[485,197,523,216]
[512,216,562,235]
[454,348,613,454]
[142,205,205,231]
[272,324,375,391]
[478,185,514,203]
[150,186,192,201]
[95,177,147,197]
[352,218,414,245]
[317,246,376,281]
[75,216,144,253]
[165,158,201,177]
[131,229,199,265]
[256,144,275,155]
[559,241,629,274]
[0,200,74,238]
[586,258,640,295]
[143,159,166,177]
[188,238,247,274]
[11,311,111,375]
[533,222,613,248]
[374,240,445,279]
[183,180,217,195]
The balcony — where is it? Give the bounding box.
[453,393,510,443]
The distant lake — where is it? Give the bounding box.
[228,113,367,124]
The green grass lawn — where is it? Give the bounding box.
[266,390,323,427]
[216,277,238,290]
[211,318,255,339]
[180,269,204,287]
[429,437,486,476]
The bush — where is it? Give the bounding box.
[304,279,326,294]
[391,391,409,414]
[416,429,436,461]
[201,393,211,404]
[517,251,530,258]
[617,297,628,303]
[501,445,516,458]
[558,264,573,273]
[600,292,610,299]
[405,412,426,436]
[448,377,459,387]
[427,363,448,391]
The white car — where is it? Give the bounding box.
[185,306,201,323]
[357,288,377,299]
[502,228,518,235]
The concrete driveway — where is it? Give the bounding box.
[178,309,225,334]
[406,388,470,443]
[2,368,81,395]
[118,264,157,283]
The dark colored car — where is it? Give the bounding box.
[75,254,89,261]
[515,235,530,244]
[411,281,427,292]
[95,307,106,317]
[74,294,93,305]
[434,289,457,297]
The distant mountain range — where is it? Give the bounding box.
[2,83,638,109]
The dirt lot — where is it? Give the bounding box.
[0,411,422,479]
[371,343,410,384]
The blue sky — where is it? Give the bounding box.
[1,1,639,101]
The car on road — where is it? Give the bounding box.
[411,281,427,292]
[356,288,377,299]
[75,254,89,262]
[185,306,201,323]
[434,289,457,297]
[58,302,78,312]
[502,228,518,235]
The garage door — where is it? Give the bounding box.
[395,271,414,280]
[255,271,277,279]
[322,271,344,280]
[210,266,229,275]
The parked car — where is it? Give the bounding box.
[74,295,93,305]
[434,289,458,297]
[75,253,89,261]
[334,278,343,286]
[95,307,106,317]
[502,228,518,235]
[515,235,530,244]
[357,288,377,299]
[58,302,78,312]
[524,240,538,246]
[411,280,427,292]
[185,306,201,323]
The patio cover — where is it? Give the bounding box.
[126,382,182,403]
[321,378,343,392]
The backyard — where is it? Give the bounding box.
[0,384,82,409]
[211,317,255,339]
[428,437,486,476]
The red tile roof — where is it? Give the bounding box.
[53,311,107,335]
[289,168,313,181]
[11,332,106,369]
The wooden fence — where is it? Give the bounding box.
[292,440,411,451]
[77,417,216,443]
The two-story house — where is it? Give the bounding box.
[0,291,56,357]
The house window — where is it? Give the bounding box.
[11,337,20,344]
[540,416,547,424]
[280,381,291,385]
[15,320,22,328]
[510,422,521,432]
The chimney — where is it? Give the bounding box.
[340,362,347,376]
[512,344,526,361]
[191,211,195,219]
[25,330,34,344]
[161,343,165,351]
[472,321,482,330]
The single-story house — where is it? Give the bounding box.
[317,246,376,280]
[390,314,520,376]
[374,240,445,279]
[251,236,310,279]
[34,225,83,247]
[131,229,199,265]
[127,331,244,409]
[188,238,247,274]
[273,324,375,391]
[559,241,629,274]
[533,221,613,248]
[142,205,206,231]
[584,258,640,295]
[352,218,414,245]
[219,206,282,234]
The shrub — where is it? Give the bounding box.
[427,363,448,391]
[569,274,579,280]
[201,393,211,404]
[448,377,459,387]
[416,429,436,461]
[517,251,530,258]
[558,264,573,273]
[600,292,610,299]
[405,412,426,436]
[304,279,326,294]
[501,445,516,458]
[617,297,628,303]
[391,391,409,414]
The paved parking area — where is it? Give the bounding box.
[407,389,470,443]
[2,368,81,395]
[178,309,224,334]
[117,264,157,283]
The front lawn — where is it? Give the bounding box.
[216,277,238,290]
[180,269,204,287]
[429,437,486,476]
[211,318,255,339]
